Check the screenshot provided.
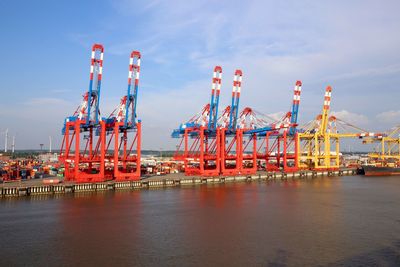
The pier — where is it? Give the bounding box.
[0,168,357,198]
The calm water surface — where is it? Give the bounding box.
[1,176,400,266]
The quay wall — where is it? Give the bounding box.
[0,169,357,198]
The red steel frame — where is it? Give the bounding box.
[177,128,257,177]
[240,131,258,175]
[257,130,298,172]
[220,129,257,176]
[61,120,106,182]
[181,126,221,176]
[104,122,141,181]
[220,128,241,175]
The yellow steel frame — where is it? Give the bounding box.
[365,126,400,163]
[297,132,360,170]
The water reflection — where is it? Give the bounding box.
[1,176,400,266]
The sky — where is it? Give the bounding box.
[0,0,400,151]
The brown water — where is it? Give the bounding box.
[1,176,400,266]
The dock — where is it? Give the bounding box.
[0,168,358,198]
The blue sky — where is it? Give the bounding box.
[0,0,400,150]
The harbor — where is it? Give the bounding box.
[2,1,400,266]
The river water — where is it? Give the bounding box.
[1,176,400,266]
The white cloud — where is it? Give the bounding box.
[331,110,369,127]
[376,110,400,124]
[24,97,70,106]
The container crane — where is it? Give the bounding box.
[235,107,265,175]
[172,66,223,176]
[297,86,383,170]
[219,70,258,175]
[104,51,142,181]
[363,126,397,166]
[59,44,106,183]
[245,81,303,172]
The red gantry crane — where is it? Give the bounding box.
[219,70,258,176]
[172,66,223,176]
[258,81,302,172]
[59,44,106,183]
[104,51,142,181]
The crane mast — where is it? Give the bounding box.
[228,70,242,130]
[208,66,222,130]
[125,51,141,128]
[319,86,332,134]
[289,81,302,135]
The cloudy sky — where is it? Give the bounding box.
[0,0,400,151]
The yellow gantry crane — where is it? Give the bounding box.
[296,86,383,170]
[363,126,400,166]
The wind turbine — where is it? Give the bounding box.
[0,128,9,153]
